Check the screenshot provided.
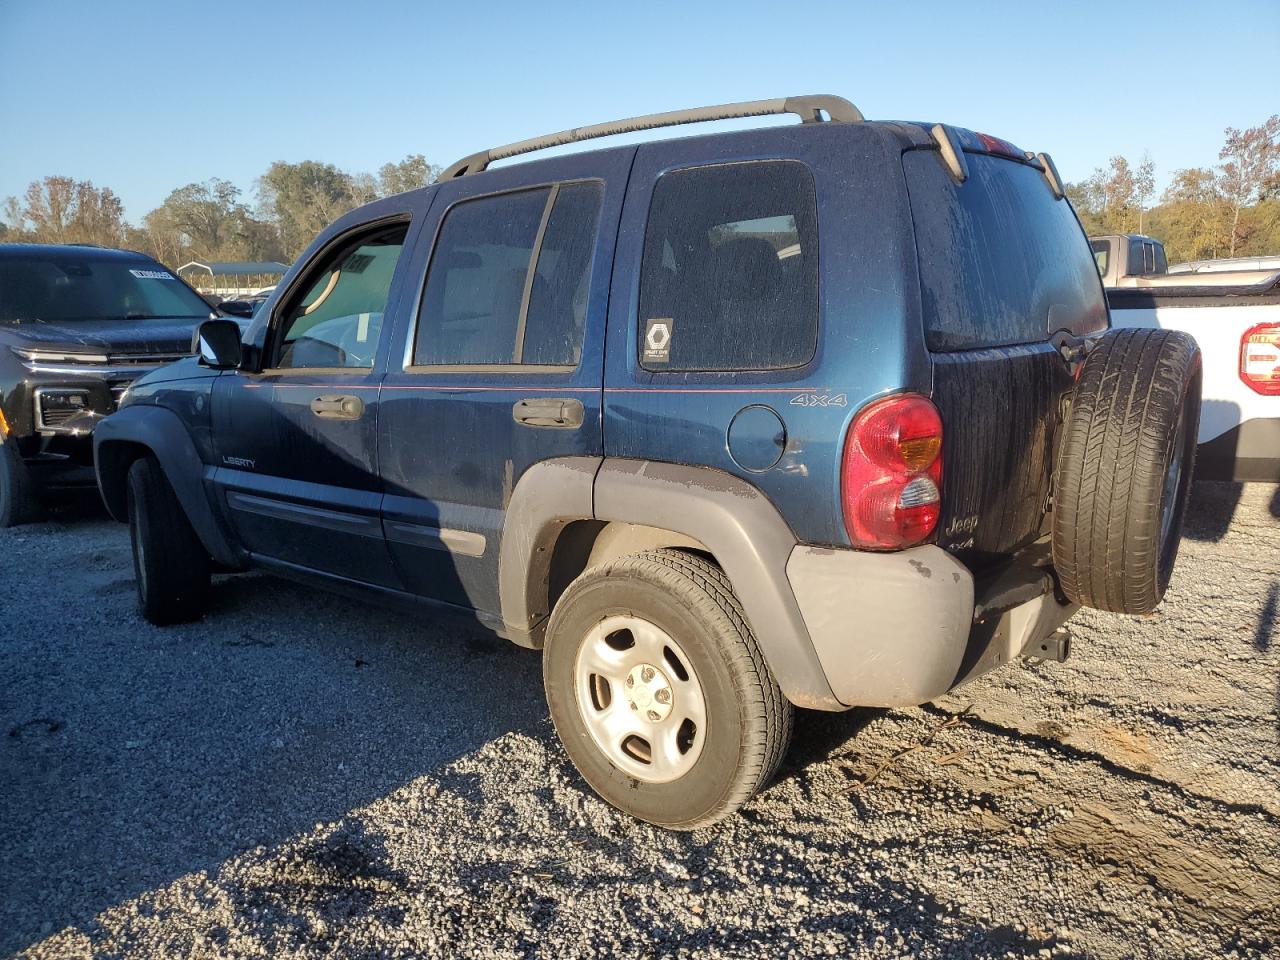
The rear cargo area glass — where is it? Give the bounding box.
[903,152,1106,351]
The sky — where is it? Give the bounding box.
[1,0,1277,224]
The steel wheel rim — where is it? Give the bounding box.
[573,614,707,784]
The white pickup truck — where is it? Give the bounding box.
[1107,274,1280,481]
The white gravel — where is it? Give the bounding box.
[2,482,1278,959]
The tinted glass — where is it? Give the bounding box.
[0,253,211,324]
[1089,239,1110,277]
[522,182,603,365]
[638,161,819,371]
[276,225,406,369]
[414,189,549,365]
[905,152,1107,351]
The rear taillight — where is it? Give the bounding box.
[841,394,944,550]
[1241,323,1280,396]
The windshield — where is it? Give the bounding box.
[0,253,212,324]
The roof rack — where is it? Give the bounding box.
[437,94,864,180]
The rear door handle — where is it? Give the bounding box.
[512,397,584,429]
[310,394,364,420]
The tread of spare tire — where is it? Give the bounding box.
[1053,328,1199,614]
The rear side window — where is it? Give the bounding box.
[638,161,819,371]
[905,152,1107,351]
[414,181,603,366]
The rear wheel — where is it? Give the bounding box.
[1052,328,1202,614]
[544,549,792,829]
[128,457,211,625]
[0,439,39,528]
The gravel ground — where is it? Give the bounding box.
[2,482,1277,959]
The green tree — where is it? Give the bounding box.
[256,160,357,258]
[1217,114,1280,256]
[1146,167,1230,263]
[377,154,439,196]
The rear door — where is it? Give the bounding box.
[903,146,1108,561]
[377,149,630,616]
[211,215,417,586]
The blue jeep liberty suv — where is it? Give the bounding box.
[94,96,1202,828]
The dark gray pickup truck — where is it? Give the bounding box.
[0,244,219,526]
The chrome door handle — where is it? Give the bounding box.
[310,394,364,420]
[512,397,584,429]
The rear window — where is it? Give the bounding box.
[905,152,1107,351]
[0,253,211,324]
[413,181,602,367]
[1090,239,1110,278]
[638,161,819,371]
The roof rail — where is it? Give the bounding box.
[437,94,864,180]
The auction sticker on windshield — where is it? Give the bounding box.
[129,269,176,280]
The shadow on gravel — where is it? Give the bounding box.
[0,568,549,955]
[782,707,886,777]
[1182,480,1243,542]
[30,490,110,525]
[1271,485,1280,519]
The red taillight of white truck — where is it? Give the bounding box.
[841,394,944,550]
[1240,323,1280,396]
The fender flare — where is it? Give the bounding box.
[94,405,242,569]
[498,457,842,711]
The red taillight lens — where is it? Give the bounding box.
[1241,323,1280,396]
[841,394,944,550]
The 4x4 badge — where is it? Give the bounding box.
[790,393,847,408]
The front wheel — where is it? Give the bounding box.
[128,457,211,625]
[543,549,793,829]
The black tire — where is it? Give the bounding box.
[1052,328,1202,614]
[0,438,39,528]
[127,457,211,625]
[543,548,793,829]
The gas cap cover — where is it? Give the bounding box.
[727,405,786,472]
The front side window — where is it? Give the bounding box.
[274,224,407,369]
[638,161,820,372]
[413,181,603,367]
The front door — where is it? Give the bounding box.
[377,149,632,615]
[212,217,414,587]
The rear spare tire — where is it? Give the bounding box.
[1052,328,1201,614]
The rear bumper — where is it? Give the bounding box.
[786,544,1077,708]
[1195,418,1280,482]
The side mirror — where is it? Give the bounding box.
[194,319,243,369]
[217,299,255,319]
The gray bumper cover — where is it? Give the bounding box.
[786,544,1076,707]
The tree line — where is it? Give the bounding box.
[2,116,1277,269]
[0,155,440,266]
[1067,115,1279,263]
